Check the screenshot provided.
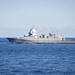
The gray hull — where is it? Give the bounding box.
[7,38,75,44]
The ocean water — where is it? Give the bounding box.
[0,38,75,75]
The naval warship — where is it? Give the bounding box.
[7,26,75,44]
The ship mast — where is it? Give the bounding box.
[29,25,37,36]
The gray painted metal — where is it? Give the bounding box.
[7,38,75,44]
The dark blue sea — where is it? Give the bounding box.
[0,38,75,75]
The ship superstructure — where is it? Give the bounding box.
[24,25,64,40]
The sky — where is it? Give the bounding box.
[0,0,75,37]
